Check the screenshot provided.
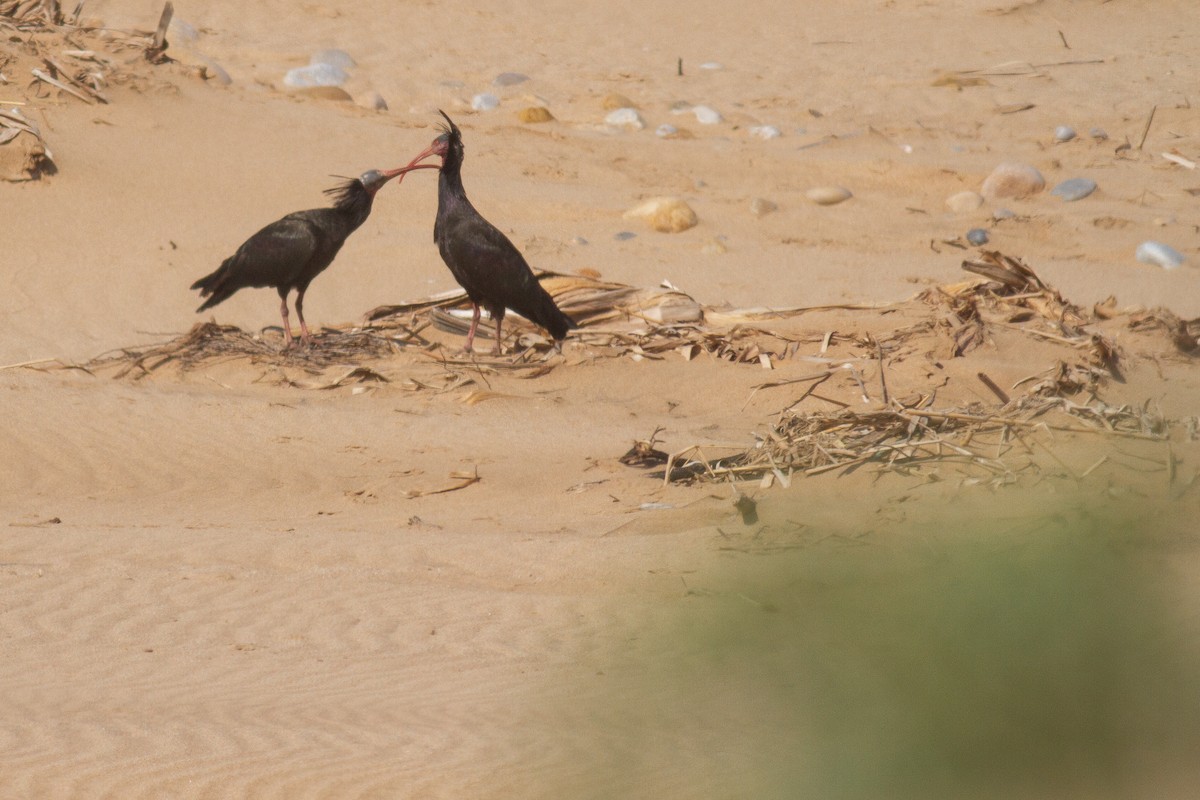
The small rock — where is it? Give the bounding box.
[518,106,554,123]
[946,190,984,213]
[570,236,588,246]
[750,198,778,217]
[614,231,637,241]
[283,63,347,88]
[356,90,387,111]
[1089,127,1109,141]
[981,161,1045,200]
[993,208,1016,221]
[655,123,678,138]
[623,197,699,233]
[291,86,353,102]
[602,93,637,110]
[1051,177,1097,202]
[1054,125,1076,143]
[966,228,989,246]
[310,49,355,70]
[1135,241,1185,270]
[749,125,781,140]
[699,62,723,70]
[805,186,852,206]
[693,105,722,124]
[471,93,500,111]
[493,72,529,87]
[605,108,644,130]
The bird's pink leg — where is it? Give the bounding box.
[295,288,312,348]
[463,303,481,353]
[491,316,503,355]
[279,295,295,349]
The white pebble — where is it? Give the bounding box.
[655,123,677,138]
[283,63,347,88]
[606,108,645,130]
[692,105,722,124]
[1135,241,1185,270]
[699,62,723,70]
[471,93,500,111]
[1054,125,1076,143]
[749,125,781,140]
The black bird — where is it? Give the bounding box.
[402,111,576,354]
[191,165,430,348]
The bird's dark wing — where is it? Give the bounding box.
[438,212,575,339]
[220,213,323,290]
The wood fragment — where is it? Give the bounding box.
[977,372,1010,404]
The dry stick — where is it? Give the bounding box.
[30,68,92,103]
[876,342,890,406]
[0,357,59,371]
[977,372,1010,404]
[1138,104,1157,150]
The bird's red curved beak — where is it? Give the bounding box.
[381,162,439,184]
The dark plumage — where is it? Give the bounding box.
[191,166,424,348]
[402,111,576,353]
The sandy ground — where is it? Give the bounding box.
[3,0,1200,797]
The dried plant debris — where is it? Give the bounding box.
[51,250,1196,405]
[83,321,431,378]
[652,396,1170,488]
[1,1,180,180]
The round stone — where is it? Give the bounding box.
[623,197,699,233]
[981,162,1045,200]
[602,93,637,111]
[946,190,984,213]
[966,228,989,246]
[1050,177,1097,202]
[471,93,500,111]
[605,108,644,130]
[806,186,852,206]
[1135,241,1185,270]
[518,106,554,123]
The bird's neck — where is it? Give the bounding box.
[437,158,469,209]
[334,188,375,230]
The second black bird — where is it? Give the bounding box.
[402,111,576,354]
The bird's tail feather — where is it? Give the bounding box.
[191,260,234,311]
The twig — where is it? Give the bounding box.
[876,342,890,406]
[977,372,1010,404]
[1138,105,1157,150]
[31,67,93,103]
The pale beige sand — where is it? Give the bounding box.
[2,0,1199,796]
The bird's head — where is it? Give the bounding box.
[401,109,463,170]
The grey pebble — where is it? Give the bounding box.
[1089,127,1109,141]
[493,72,529,87]
[1050,177,1097,202]
[966,228,989,246]
[993,208,1016,221]
[614,231,637,241]
[750,198,778,217]
[1054,125,1076,143]
[570,236,588,246]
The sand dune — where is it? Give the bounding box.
[2,0,1199,797]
